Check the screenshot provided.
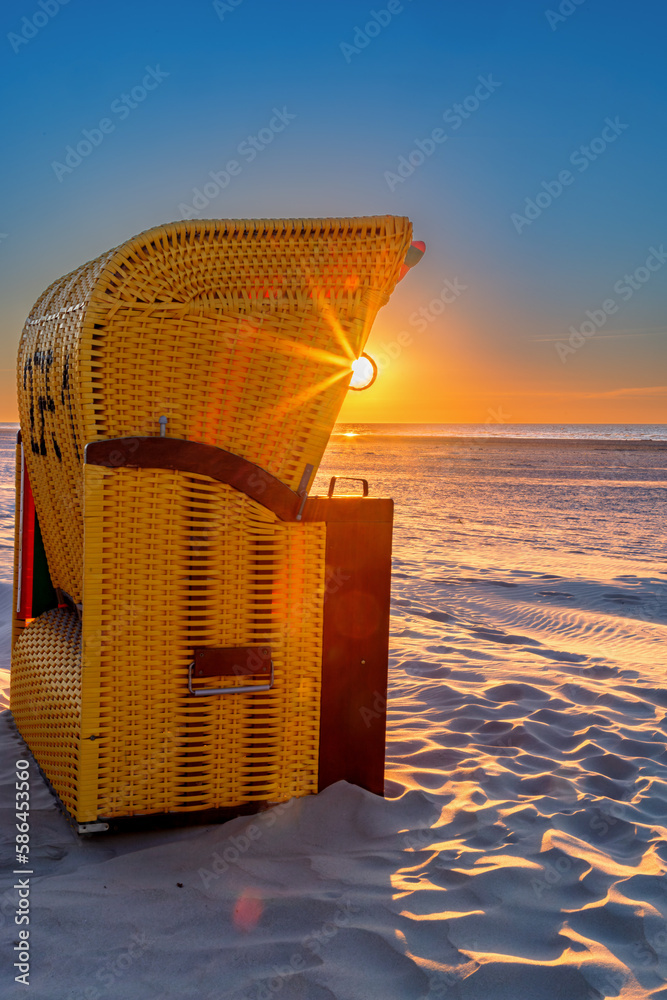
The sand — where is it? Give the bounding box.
[1,433,666,999]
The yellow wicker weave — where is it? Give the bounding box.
[11,609,82,816]
[79,466,325,818]
[17,217,412,603]
[11,216,412,825]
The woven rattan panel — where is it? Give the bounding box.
[16,249,117,602]
[80,465,325,821]
[80,218,412,494]
[11,608,82,817]
[16,217,411,603]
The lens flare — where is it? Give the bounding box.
[233,891,263,932]
[349,353,377,391]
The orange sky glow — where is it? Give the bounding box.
[1,263,664,427]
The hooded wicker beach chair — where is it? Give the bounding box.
[10,216,422,831]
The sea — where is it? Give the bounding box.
[316,425,667,609]
[2,422,665,594]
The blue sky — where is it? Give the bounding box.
[0,0,665,422]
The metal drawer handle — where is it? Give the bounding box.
[187,646,274,696]
[327,476,369,498]
[187,660,274,696]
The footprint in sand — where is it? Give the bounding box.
[602,591,642,603]
[470,627,541,647]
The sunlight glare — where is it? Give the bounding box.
[349,354,377,390]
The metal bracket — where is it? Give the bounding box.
[77,822,110,834]
[187,646,274,696]
[295,463,314,521]
[187,660,274,696]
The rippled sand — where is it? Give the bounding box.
[1,435,665,998]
